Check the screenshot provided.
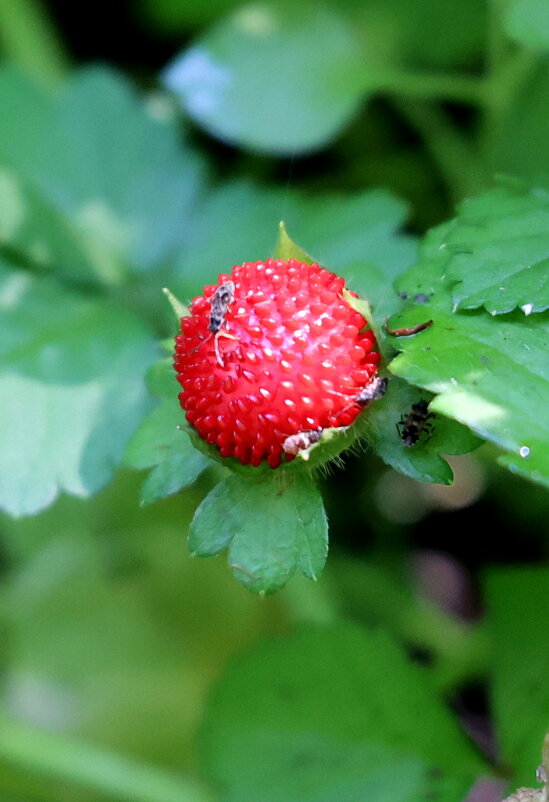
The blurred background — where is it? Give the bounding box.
[1,1,548,800]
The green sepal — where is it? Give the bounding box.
[274,221,315,264]
[342,287,393,363]
[162,287,189,320]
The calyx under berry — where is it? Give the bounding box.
[174,258,384,468]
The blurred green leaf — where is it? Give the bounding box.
[504,0,549,51]
[367,377,483,485]
[0,467,275,772]
[145,0,486,72]
[0,66,206,283]
[388,211,549,489]
[146,356,180,399]
[173,180,416,308]
[485,567,549,787]
[124,401,185,471]
[163,2,368,154]
[442,186,549,315]
[189,472,328,593]
[200,624,486,801]
[0,265,156,516]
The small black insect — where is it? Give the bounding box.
[209,281,235,336]
[397,400,435,447]
[194,280,238,366]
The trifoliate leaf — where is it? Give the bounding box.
[0,66,206,284]
[200,624,486,802]
[485,567,549,787]
[388,220,549,489]
[162,2,367,155]
[188,472,328,593]
[0,265,156,516]
[441,185,549,315]
[342,291,476,489]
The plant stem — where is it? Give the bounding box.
[392,99,489,204]
[0,717,215,802]
[369,69,487,107]
[480,0,540,166]
[487,0,511,78]
[0,0,68,89]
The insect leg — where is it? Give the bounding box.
[214,329,239,367]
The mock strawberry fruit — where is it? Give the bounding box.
[174,259,381,468]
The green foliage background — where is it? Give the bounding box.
[0,1,548,800]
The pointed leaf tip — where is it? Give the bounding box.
[275,222,314,264]
[163,287,189,320]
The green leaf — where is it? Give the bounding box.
[0,66,206,283]
[0,265,157,516]
[504,0,549,51]
[162,2,368,155]
[146,357,180,399]
[367,378,482,485]
[124,397,210,505]
[200,624,486,801]
[442,186,549,315]
[124,401,185,471]
[388,213,549,489]
[173,180,416,308]
[188,472,328,593]
[139,447,209,506]
[147,0,486,71]
[485,567,549,787]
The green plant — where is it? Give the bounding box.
[1,1,549,800]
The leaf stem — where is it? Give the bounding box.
[370,69,487,106]
[0,0,69,89]
[0,717,215,802]
[480,0,540,162]
[392,99,489,204]
[486,0,513,80]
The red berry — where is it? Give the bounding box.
[174,259,381,468]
